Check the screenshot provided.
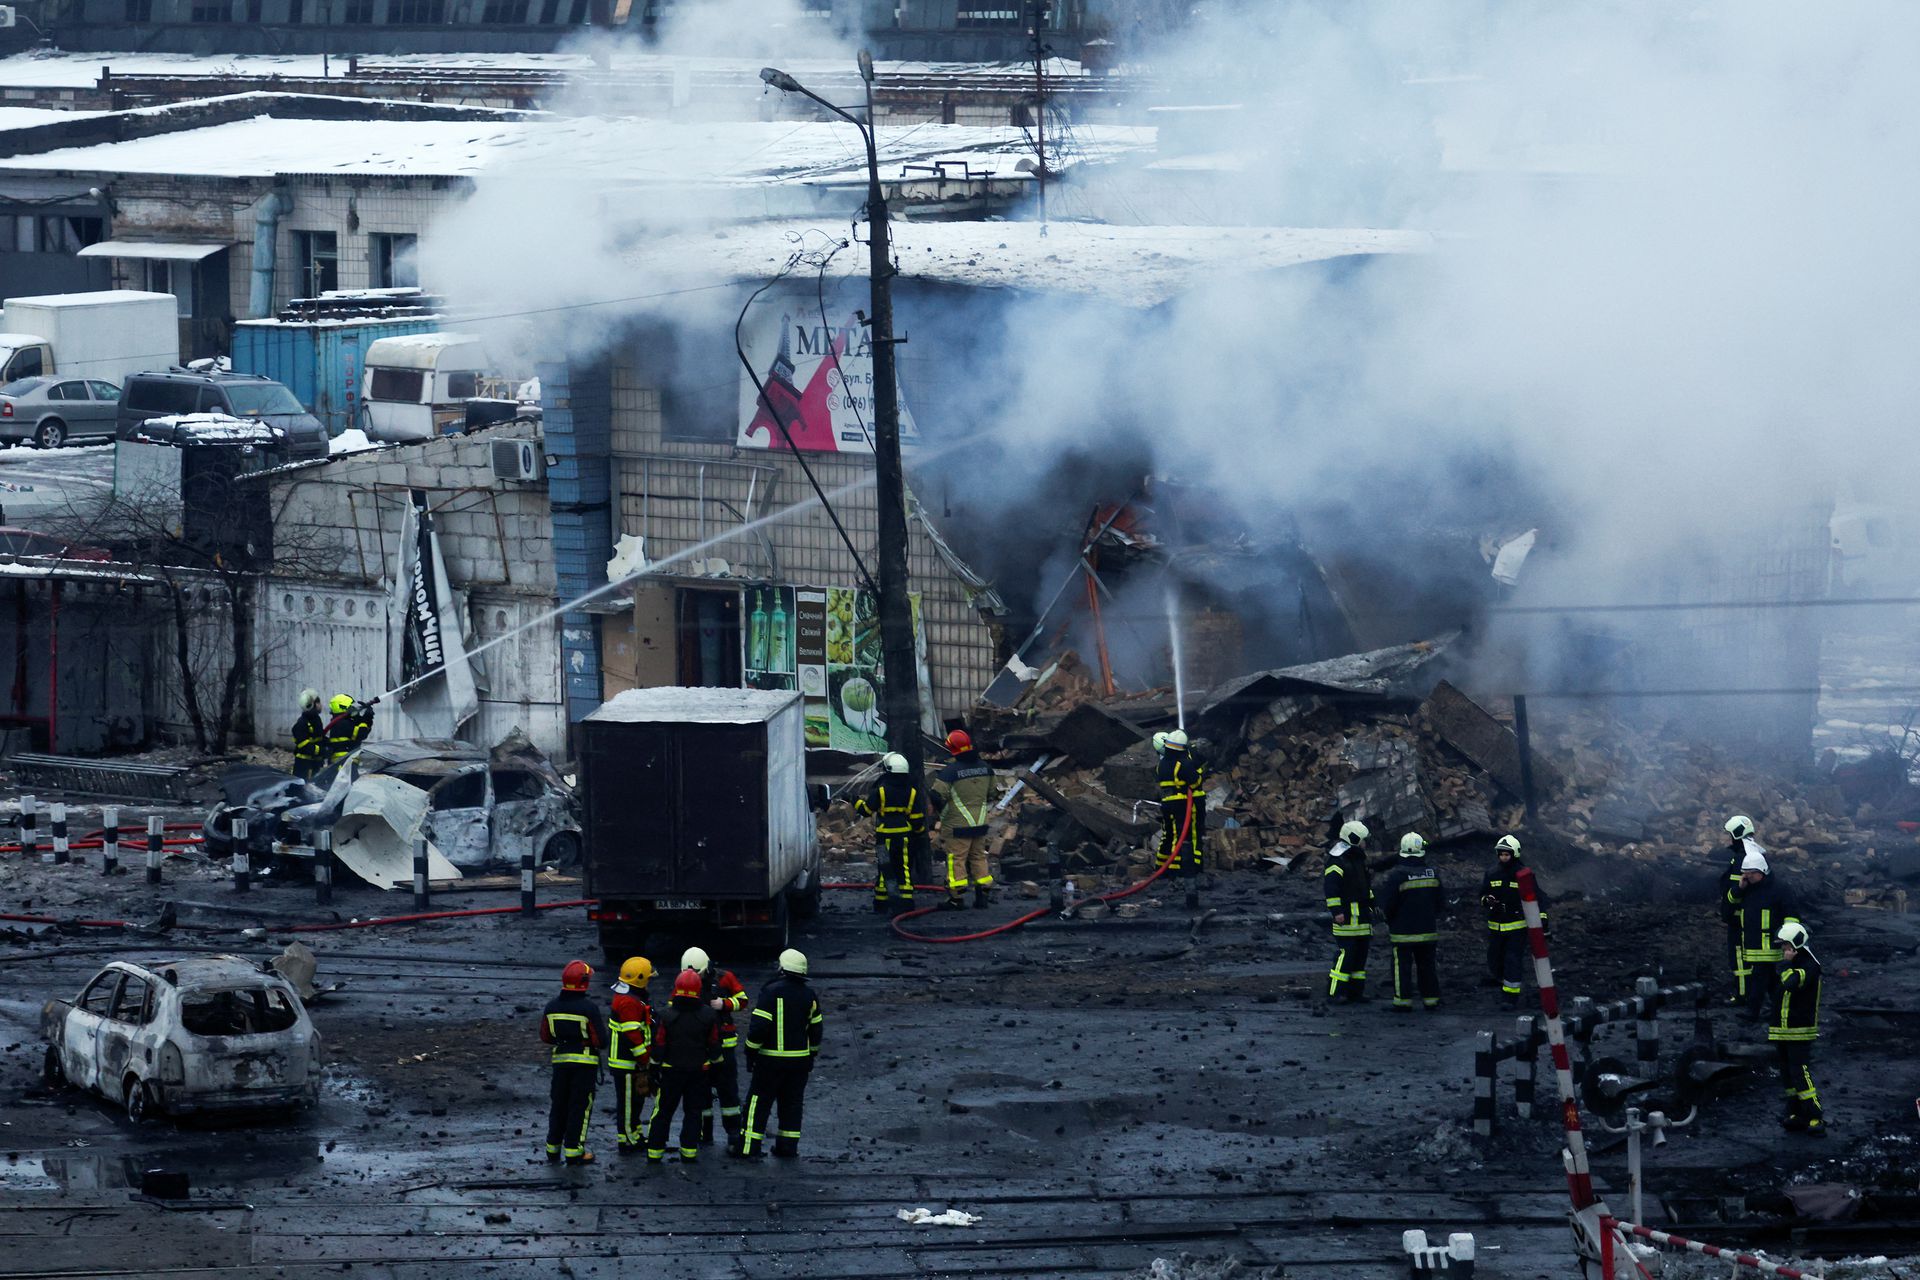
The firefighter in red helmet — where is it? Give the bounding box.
[647,968,721,1164]
[539,960,603,1165]
[931,727,1000,910]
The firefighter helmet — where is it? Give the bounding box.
[1165,729,1189,750]
[779,947,808,976]
[618,956,653,987]
[1151,731,1169,753]
[1399,832,1428,857]
[673,968,704,999]
[1777,921,1809,949]
[1495,835,1522,856]
[945,729,972,754]
[680,946,710,974]
[299,688,320,709]
[882,752,908,773]
[561,960,592,991]
[1338,820,1370,845]
[1741,849,1770,875]
[1724,814,1755,840]
[328,693,354,715]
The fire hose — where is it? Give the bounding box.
[1,824,205,855]
[883,795,1193,944]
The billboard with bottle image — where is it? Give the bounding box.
[745,582,926,752]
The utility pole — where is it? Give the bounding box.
[761,55,926,820]
[1028,0,1050,228]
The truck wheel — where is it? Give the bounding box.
[598,924,647,967]
[41,1045,65,1089]
[33,418,66,449]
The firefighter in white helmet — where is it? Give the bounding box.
[1378,833,1444,1010]
[1728,845,1800,1019]
[1481,835,1548,1008]
[737,948,824,1159]
[1155,729,1207,909]
[1720,815,1762,1004]
[681,946,750,1148]
[1324,820,1375,1003]
[855,752,925,915]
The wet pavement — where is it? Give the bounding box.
[2,854,1917,1279]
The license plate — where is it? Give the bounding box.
[653,899,702,911]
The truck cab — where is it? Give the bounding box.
[0,334,54,383]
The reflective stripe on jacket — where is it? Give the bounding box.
[744,973,824,1060]
[933,755,998,834]
[1324,842,1373,938]
[291,709,325,763]
[539,991,603,1067]
[856,779,925,836]
[1157,751,1205,803]
[1379,858,1443,943]
[607,991,654,1070]
[1771,951,1822,1042]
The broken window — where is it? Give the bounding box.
[446,371,479,399]
[294,230,339,297]
[491,770,546,802]
[430,771,487,811]
[78,973,122,1016]
[124,0,153,17]
[190,0,231,19]
[370,367,425,401]
[180,988,299,1037]
[341,0,375,22]
[369,232,418,288]
[111,976,152,1025]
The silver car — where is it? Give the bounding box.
[41,956,321,1120]
[0,374,121,448]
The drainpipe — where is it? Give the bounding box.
[247,190,292,320]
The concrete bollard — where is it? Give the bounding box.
[146,814,164,885]
[101,806,119,876]
[22,795,40,863]
[231,815,250,892]
[413,835,429,912]
[314,828,333,905]
[520,846,536,916]
[50,803,69,865]
[1472,1031,1497,1138]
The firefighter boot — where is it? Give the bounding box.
[773,1136,800,1158]
[974,886,990,910]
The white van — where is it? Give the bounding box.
[360,332,489,443]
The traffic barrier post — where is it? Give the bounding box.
[100,806,119,876]
[145,814,164,885]
[50,803,69,865]
[231,816,250,892]
[314,828,333,905]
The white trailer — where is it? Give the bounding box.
[0,291,180,386]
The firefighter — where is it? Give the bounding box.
[539,959,603,1166]
[1721,815,1763,1004]
[1324,820,1374,1003]
[1156,729,1207,909]
[646,968,719,1164]
[682,946,749,1147]
[931,729,1000,910]
[348,695,379,750]
[1771,921,1824,1134]
[607,956,656,1156]
[1481,835,1548,1008]
[855,752,924,915]
[324,694,359,763]
[736,947,824,1159]
[1379,832,1443,1011]
[291,689,326,781]
[1729,848,1801,1019]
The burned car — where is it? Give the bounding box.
[41,956,320,1120]
[206,731,580,888]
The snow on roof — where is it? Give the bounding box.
[0,49,1085,89]
[623,220,1434,308]
[134,412,285,445]
[365,332,486,366]
[4,289,175,308]
[0,112,1148,183]
[588,686,801,725]
[0,106,104,130]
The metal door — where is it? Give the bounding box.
[673,724,767,898]
[581,720,677,897]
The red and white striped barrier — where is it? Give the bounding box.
[1600,1217,1824,1280]
[1518,866,1606,1218]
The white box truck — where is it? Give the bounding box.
[0,290,180,386]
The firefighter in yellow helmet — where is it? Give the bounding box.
[607,957,657,1155]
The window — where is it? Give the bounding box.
[111,976,152,1025]
[180,987,299,1037]
[0,377,47,396]
[89,380,121,401]
[47,380,88,402]
[31,215,104,255]
[3,348,43,380]
[125,379,200,415]
[430,771,487,811]
[342,0,375,21]
[294,230,338,296]
[481,0,528,20]
[145,259,196,318]
[491,770,546,802]
[124,0,153,17]
[369,232,419,289]
[446,371,478,399]
[79,973,123,1016]
[225,382,306,416]
[196,387,225,413]
[288,0,302,19]
[370,367,425,401]
[392,0,445,20]
[567,0,586,19]
[956,5,1019,25]
[191,0,231,18]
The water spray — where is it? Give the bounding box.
[1166,583,1186,731]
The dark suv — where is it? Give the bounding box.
[117,371,329,461]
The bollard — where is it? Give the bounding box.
[1472,1030,1497,1138]
[231,815,250,892]
[314,828,333,905]
[520,846,536,916]
[101,806,119,876]
[22,795,41,863]
[1047,836,1064,913]
[413,835,429,911]
[50,802,69,865]
[1634,976,1660,1071]
[1513,1015,1538,1119]
[146,815,164,885]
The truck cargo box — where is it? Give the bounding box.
[580,687,816,915]
[1,290,179,386]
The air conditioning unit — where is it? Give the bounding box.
[0,8,17,27]
[490,438,544,484]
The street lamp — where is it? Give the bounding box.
[761,58,928,813]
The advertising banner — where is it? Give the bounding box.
[736,289,918,454]
[745,580,932,751]
[386,488,480,738]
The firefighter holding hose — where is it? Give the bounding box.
[1156,729,1206,909]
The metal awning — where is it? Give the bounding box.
[77,240,228,261]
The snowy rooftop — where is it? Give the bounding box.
[0,112,1149,184]
[621,220,1433,308]
[588,685,801,724]
[0,106,103,130]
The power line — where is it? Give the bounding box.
[1493,595,1920,615]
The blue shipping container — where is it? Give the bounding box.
[231,316,439,437]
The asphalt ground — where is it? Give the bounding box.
[1,849,1917,1279]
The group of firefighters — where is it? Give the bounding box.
[848,727,1826,1137]
[539,945,824,1166]
[288,688,379,780]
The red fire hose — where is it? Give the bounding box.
[887,797,1193,944]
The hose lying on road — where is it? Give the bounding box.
[2,899,597,936]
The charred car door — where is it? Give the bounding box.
[62,971,123,1093]
[99,973,154,1092]
[423,766,491,868]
